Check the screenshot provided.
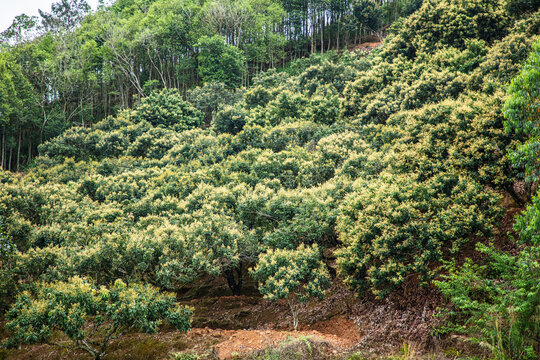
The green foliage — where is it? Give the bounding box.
[402,0,423,16]
[250,244,330,330]
[0,52,39,171]
[4,277,192,360]
[505,0,540,15]
[353,0,384,33]
[504,39,540,181]
[334,3,534,298]
[160,204,258,294]
[0,216,15,261]
[0,0,516,172]
[39,0,90,31]
[404,0,509,53]
[197,35,246,88]
[435,38,540,360]
[169,353,200,360]
[188,81,241,125]
[337,172,501,296]
[213,105,249,135]
[0,215,17,313]
[133,88,204,131]
[435,240,539,359]
[307,87,340,125]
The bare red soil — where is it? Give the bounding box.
[350,42,383,52]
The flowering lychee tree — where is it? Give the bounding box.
[0,216,15,262]
[250,244,330,330]
[3,277,193,360]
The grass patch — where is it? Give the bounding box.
[106,336,186,360]
[247,336,335,360]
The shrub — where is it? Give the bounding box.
[133,88,203,131]
[504,39,540,181]
[183,210,258,295]
[505,0,540,15]
[0,216,17,312]
[406,0,509,53]
[436,242,539,359]
[169,353,200,360]
[188,81,240,124]
[435,38,540,360]
[0,216,15,261]
[213,105,248,135]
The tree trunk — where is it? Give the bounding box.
[27,137,32,165]
[40,108,48,145]
[1,128,5,169]
[80,97,84,127]
[224,263,243,295]
[16,128,21,172]
[8,146,12,171]
[311,12,315,54]
[505,183,527,207]
[320,12,324,54]
[287,298,300,331]
[336,19,340,51]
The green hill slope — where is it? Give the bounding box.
[0,0,539,358]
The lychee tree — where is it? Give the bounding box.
[250,244,330,330]
[3,277,192,360]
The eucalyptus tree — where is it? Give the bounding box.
[39,0,91,32]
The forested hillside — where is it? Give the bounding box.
[0,0,419,171]
[0,0,539,359]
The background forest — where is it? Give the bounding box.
[0,0,539,359]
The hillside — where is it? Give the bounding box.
[0,0,539,359]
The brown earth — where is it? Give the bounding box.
[211,321,360,360]
[1,316,362,360]
[350,41,383,52]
